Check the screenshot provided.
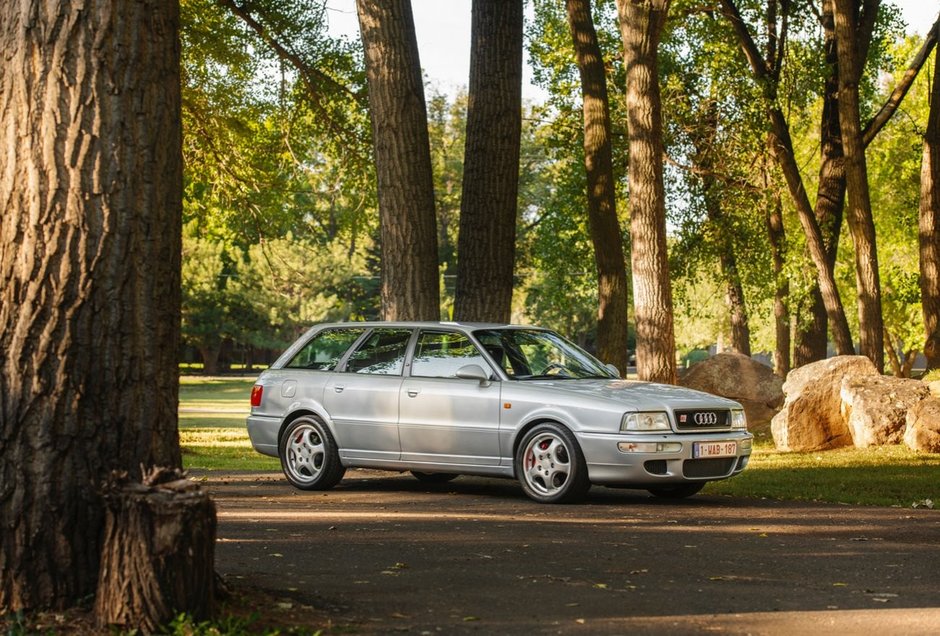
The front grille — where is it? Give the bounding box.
[683,458,736,478]
[674,409,730,431]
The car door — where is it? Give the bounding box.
[398,329,501,466]
[324,328,412,462]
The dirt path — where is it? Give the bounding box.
[205,469,940,634]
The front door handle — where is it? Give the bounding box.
[334,385,345,393]
[407,389,420,398]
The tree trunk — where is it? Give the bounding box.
[199,346,222,376]
[95,469,216,631]
[0,0,183,610]
[921,39,940,372]
[453,0,523,323]
[722,253,751,356]
[690,98,751,357]
[565,0,630,373]
[766,189,791,375]
[357,0,441,320]
[616,0,677,384]
[796,3,846,365]
[833,0,885,371]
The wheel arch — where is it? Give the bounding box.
[511,417,576,478]
[277,408,335,450]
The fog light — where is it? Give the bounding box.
[739,438,752,451]
[618,441,681,453]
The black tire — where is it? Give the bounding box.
[278,415,346,491]
[647,483,706,499]
[515,423,590,504]
[411,471,458,484]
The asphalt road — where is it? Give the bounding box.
[205,469,940,635]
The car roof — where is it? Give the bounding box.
[313,321,544,331]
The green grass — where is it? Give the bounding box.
[178,376,940,507]
[706,441,940,507]
[178,375,274,470]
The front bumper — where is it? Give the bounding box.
[577,430,753,486]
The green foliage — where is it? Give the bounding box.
[180,0,379,363]
[166,611,321,635]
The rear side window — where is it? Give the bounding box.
[285,328,364,370]
[344,329,412,375]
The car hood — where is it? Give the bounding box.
[512,378,742,411]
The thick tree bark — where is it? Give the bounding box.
[453,0,523,323]
[721,0,855,357]
[357,0,441,320]
[921,41,940,372]
[95,469,216,631]
[0,0,183,610]
[565,0,630,373]
[833,0,884,371]
[616,0,677,384]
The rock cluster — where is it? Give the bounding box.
[770,356,940,453]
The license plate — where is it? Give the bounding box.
[693,441,737,458]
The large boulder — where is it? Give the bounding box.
[840,375,930,447]
[771,356,878,451]
[904,398,940,453]
[680,352,784,428]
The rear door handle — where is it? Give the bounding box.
[334,385,345,393]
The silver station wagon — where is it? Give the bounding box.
[247,322,752,504]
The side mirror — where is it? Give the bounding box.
[456,364,491,385]
[605,363,620,378]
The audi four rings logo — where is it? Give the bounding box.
[693,412,719,426]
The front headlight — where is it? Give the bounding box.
[731,408,747,430]
[621,411,670,432]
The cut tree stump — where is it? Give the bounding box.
[95,466,216,632]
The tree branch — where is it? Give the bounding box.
[863,14,940,146]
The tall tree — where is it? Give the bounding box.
[921,31,940,371]
[0,0,183,610]
[357,0,440,320]
[565,0,630,372]
[720,0,856,356]
[453,0,524,323]
[794,1,847,365]
[833,0,884,371]
[616,0,677,384]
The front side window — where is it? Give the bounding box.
[411,331,489,378]
[473,329,616,380]
[285,328,365,371]
[344,329,412,375]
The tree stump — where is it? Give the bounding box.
[95,467,216,632]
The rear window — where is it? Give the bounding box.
[284,328,365,370]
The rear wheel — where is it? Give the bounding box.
[411,471,458,484]
[279,416,345,490]
[515,423,590,504]
[647,483,705,499]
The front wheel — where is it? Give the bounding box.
[279,416,346,490]
[647,483,705,499]
[515,423,590,504]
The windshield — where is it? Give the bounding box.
[472,329,617,380]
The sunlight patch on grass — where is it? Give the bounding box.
[181,428,279,471]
